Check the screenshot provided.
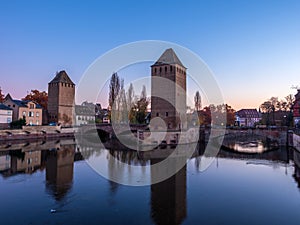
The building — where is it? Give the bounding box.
[3,94,43,125]
[151,48,187,130]
[75,102,95,126]
[0,104,12,128]
[235,109,261,127]
[293,89,300,127]
[48,70,75,126]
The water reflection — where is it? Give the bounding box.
[0,139,80,204]
[151,158,187,225]
[45,145,75,201]
[1,138,300,224]
[223,134,279,154]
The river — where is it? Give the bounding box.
[0,138,300,225]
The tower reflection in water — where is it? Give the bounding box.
[150,157,187,225]
[45,144,75,201]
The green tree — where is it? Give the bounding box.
[127,83,135,123]
[132,85,149,124]
[10,117,26,129]
[108,73,120,121]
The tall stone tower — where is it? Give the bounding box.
[48,70,75,126]
[151,48,187,130]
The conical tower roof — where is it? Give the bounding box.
[152,48,185,68]
[49,70,75,85]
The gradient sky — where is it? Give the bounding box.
[1,0,300,110]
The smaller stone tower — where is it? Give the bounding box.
[48,71,75,126]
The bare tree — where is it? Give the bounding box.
[285,94,295,112]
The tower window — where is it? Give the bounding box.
[159,67,162,73]
[170,66,172,72]
[156,112,159,117]
[155,68,157,73]
[165,66,167,72]
[165,112,168,117]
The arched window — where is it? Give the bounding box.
[170,66,172,72]
[159,67,162,73]
[165,66,167,72]
[154,68,157,73]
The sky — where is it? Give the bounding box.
[0,0,300,110]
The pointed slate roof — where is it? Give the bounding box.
[152,48,186,68]
[49,70,75,85]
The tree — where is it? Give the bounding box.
[0,87,4,103]
[127,83,134,111]
[10,117,26,129]
[225,104,236,126]
[131,85,149,124]
[285,94,295,112]
[108,73,121,122]
[23,89,48,109]
[108,72,121,111]
[194,91,201,112]
[127,83,135,123]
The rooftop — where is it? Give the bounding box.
[4,94,42,109]
[49,70,75,85]
[0,103,12,111]
[152,48,185,68]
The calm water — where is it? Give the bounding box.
[1,138,300,225]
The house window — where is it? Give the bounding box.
[23,111,26,116]
[13,104,15,108]
[29,104,34,109]
[36,112,39,117]
[165,112,168,117]
[28,111,34,117]
[7,118,11,123]
[36,120,39,125]
[7,111,11,115]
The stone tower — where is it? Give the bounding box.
[151,48,187,130]
[48,70,75,126]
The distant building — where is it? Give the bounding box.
[293,90,300,127]
[75,102,95,126]
[48,70,75,126]
[0,103,12,128]
[235,109,261,127]
[3,94,43,125]
[151,48,187,130]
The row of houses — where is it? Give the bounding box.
[0,94,43,128]
[0,96,109,128]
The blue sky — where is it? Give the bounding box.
[1,0,300,109]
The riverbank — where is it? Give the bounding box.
[0,125,76,142]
